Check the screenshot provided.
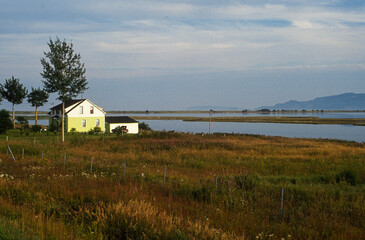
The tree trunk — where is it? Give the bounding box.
[12,104,15,129]
[35,106,38,125]
[62,101,65,143]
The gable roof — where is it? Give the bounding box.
[51,99,84,111]
[50,99,106,115]
[105,116,138,124]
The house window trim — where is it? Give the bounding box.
[79,106,83,114]
[96,119,100,127]
[90,106,94,114]
[82,119,86,127]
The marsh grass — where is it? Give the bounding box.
[0,130,364,239]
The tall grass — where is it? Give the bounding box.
[0,130,364,239]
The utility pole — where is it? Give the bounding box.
[209,109,213,134]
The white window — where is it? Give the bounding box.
[79,106,83,114]
[82,119,86,127]
[96,119,100,127]
[90,106,94,114]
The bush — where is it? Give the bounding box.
[0,109,12,134]
[48,120,58,133]
[112,126,128,136]
[88,126,102,135]
[31,125,42,132]
[139,122,151,130]
[336,170,357,186]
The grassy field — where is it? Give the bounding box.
[0,130,364,239]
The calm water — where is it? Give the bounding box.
[109,111,365,119]
[142,120,365,142]
[30,112,365,142]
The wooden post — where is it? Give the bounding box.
[7,145,16,162]
[163,165,167,188]
[90,156,94,172]
[280,187,284,219]
[6,136,8,142]
[22,149,24,160]
[64,153,67,168]
[42,150,44,161]
[6,147,8,159]
[33,137,36,144]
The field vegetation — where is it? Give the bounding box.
[0,130,364,239]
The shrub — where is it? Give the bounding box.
[112,126,128,136]
[88,126,102,135]
[70,128,77,133]
[31,125,42,132]
[48,120,58,133]
[0,109,12,134]
[336,170,357,186]
[139,122,151,130]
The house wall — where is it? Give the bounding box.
[67,117,105,132]
[67,100,105,118]
[109,123,139,134]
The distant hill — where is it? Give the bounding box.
[258,93,365,110]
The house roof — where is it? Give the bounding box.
[50,99,106,115]
[50,99,84,111]
[105,116,138,124]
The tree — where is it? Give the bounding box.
[0,76,28,129]
[27,87,49,125]
[0,109,13,134]
[41,37,88,143]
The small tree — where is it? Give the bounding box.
[16,116,29,135]
[27,87,49,125]
[0,76,28,129]
[41,37,88,143]
[0,109,13,134]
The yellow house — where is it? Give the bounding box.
[49,99,106,132]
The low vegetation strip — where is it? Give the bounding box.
[0,130,364,239]
[132,116,365,125]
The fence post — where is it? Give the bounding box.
[64,153,67,168]
[6,136,8,142]
[22,149,24,160]
[7,145,16,162]
[42,150,44,161]
[280,187,284,219]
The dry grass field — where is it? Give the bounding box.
[0,130,364,239]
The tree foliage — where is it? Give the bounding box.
[0,76,28,128]
[27,87,49,108]
[0,109,13,134]
[40,37,88,142]
[40,37,88,101]
[28,87,49,125]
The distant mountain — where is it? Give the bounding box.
[258,93,365,110]
[187,106,239,111]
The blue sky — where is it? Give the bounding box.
[1,0,365,110]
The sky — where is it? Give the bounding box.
[0,0,365,111]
